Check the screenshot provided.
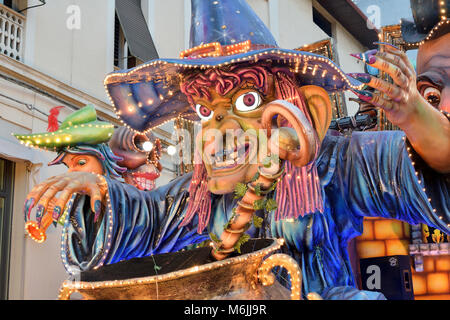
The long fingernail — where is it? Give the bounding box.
[94,200,101,222]
[373,41,400,50]
[347,73,372,84]
[352,90,374,102]
[350,50,377,64]
[24,198,35,222]
[36,205,45,225]
[52,206,62,222]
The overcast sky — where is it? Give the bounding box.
[352,0,413,27]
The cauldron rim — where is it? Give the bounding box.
[61,238,284,292]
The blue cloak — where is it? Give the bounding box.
[61,131,449,299]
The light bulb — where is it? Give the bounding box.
[142,141,153,152]
[167,145,177,156]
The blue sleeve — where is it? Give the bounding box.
[61,173,208,272]
[329,131,449,234]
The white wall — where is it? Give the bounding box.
[23,0,115,104]
[0,76,71,299]
[5,0,370,299]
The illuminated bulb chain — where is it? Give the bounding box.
[60,175,113,275]
[258,253,302,300]
[403,135,449,228]
[105,49,364,134]
[58,239,286,299]
[440,0,447,20]
[60,197,76,274]
[404,19,450,47]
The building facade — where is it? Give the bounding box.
[0,0,372,299]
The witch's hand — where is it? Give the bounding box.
[349,43,450,173]
[349,44,430,126]
[24,171,108,224]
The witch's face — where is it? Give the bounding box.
[192,78,276,194]
[109,127,161,191]
[62,153,104,175]
[417,33,450,112]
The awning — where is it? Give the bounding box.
[115,0,159,62]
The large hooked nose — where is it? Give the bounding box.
[212,106,228,124]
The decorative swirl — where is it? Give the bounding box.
[258,253,302,300]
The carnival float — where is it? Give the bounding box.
[14,0,450,300]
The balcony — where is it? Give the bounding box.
[0,4,25,61]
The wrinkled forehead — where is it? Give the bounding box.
[181,65,284,104]
[417,33,450,79]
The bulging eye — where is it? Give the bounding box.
[195,104,214,121]
[77,159,87,166]
[235,91,262,111]
[133,134,152,152]
[422,87,441,107]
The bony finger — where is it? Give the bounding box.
[23,197,36,222]
[376,52,414,79]
[26,177,60,209]
[52,205,63,224]
[86,183,103,222]
[350,50,409,89]
[35,203,46,226]
[40,183,69,209]
[93,200,102,223]
[373,41,400,51]
[348,73,404,102]
[350,49,378,64]
[352,90,394,111]
[370,57,409,89]
[376,42,416,72]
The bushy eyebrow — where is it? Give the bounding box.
[417,72,445,88]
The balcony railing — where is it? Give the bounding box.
[0,4,25,61]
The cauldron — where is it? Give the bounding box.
[58,238,302,300]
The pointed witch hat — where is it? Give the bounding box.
[104,0,365,133]
[13,105,115,151]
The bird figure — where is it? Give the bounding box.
[47,106,64,132]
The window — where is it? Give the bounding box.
[0,0,14,9]
[313,7,333,38]
[114,13,138,70]
[114,0,158,70]
[0,158,14,299]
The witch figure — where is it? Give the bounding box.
[15,105,125,242]
[23,0,449,300]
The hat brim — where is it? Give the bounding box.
[104,48,364,133]
[401,18,428,44]
[401,18,450,45]
[13,121,115,152]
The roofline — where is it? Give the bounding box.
[316,0,380,49]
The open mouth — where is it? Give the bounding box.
[208,140,254,174]
[132,171,159,190]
